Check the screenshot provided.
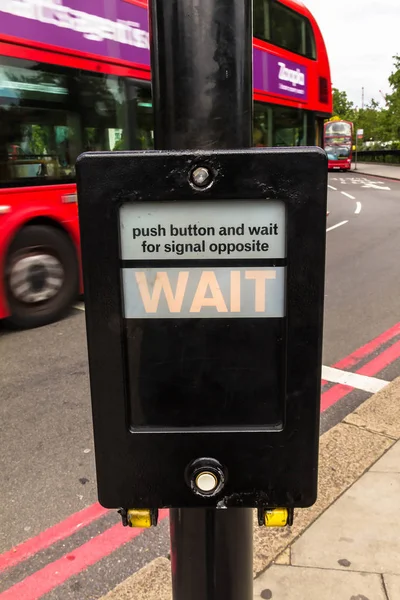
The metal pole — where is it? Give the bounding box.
[149,0,252,150]
[170,508,253,600]
[149,1,253,599]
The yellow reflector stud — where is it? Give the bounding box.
[264,508,289,528]
[127,509,153,528]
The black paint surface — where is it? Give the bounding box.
[126,318,285,429]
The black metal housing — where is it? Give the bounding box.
[76,147,327,509]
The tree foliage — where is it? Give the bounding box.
[331,55,400,149]
[332,88,356,122]
[386,55,400,141]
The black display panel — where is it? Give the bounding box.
[125,318,285,429]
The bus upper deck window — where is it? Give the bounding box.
[270,2,303,56]
[306,22,316,60]
[253,0,271,42]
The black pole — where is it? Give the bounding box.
[149,0,253,150]
[149,1,253,599]
[169,508,253,600]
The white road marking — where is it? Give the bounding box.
[328,185,337,191]
[341,191,356,200]
[355,201,362,214]
[73,302,85,311]
[322,366,389,394]
[362,182,391,191]
[326,220,348,232]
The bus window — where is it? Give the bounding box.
[306,21,317,60]
[254,107,271,146]
[254,103,315,147]
[0,60,73,182]
[79,73,129,154]
[270,2,303,56]
[136,87,154,150]
[272,106,305,146]
[253,0,316,60]
[0,56,154,185]
[254,0,271,41]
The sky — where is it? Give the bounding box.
[301,0,399,107]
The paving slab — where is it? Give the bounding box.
[274,548,291,565]
[254,565,387,600]
[291,471,400,575]
[384,574,400,600]
[370,441,400,473]
[253,421,393,574]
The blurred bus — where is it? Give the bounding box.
[324,120,353,171]
[0,0,332,328]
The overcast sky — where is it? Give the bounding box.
[301,0,398,107]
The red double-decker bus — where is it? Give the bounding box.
[0,0,332,328]
[324,120,354,171]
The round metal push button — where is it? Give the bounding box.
[186,458,226,497]
[195,471,219,493]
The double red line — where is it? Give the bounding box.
[1,322,400,600]
[0,510,169,600]
[321,322,400,411]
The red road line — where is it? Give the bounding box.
[321,384,354,412]
[322,331,400,412]
[357,339,400,377]
[0,511,169,600]
[0,504,108,574]
[333,322,400,371]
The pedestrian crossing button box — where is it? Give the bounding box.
[76,148,327,510]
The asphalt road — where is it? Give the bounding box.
[1,172,400,599]
[324,173,400,363]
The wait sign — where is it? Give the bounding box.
[119,201,286,319]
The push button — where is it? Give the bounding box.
[186,458,226,497]
[195,471,219,493]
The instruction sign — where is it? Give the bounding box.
[120,200,286,318]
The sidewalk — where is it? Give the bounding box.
[352,162,400,180]
[101,378,400,600]
[255,441,400,599]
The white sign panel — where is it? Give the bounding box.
[119,200,286,319]
[120,201,286,260]
[122,267,285,319]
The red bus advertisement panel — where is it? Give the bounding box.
[0,0,331,115]
[0,0,150,67]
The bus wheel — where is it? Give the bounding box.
[5,225,79,329]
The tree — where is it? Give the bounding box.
[355,100,390,145]
[331,86,393,147]
[332,88,355,121]
[386,55,400,142]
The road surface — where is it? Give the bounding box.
[1,172,400,599]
